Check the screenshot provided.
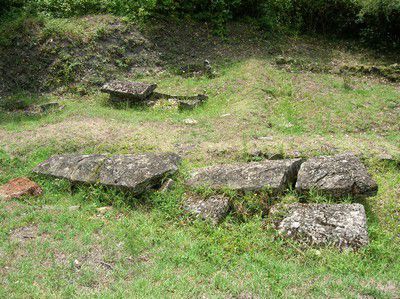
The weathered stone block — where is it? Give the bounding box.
[296,153,378,198]
[33,154,107,183]
[33,153,181,194]
[271,203,369,248]
[186,159,303,194]
[184,194,230,224]
[101,81,157,101]
[99,153,181,193]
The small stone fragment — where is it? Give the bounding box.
[271,203,369,248]
[68,205,80,211]
[187,159,303,194]
[96,206,113,214]
[184,194,230,224]
[178,95,207,110]
[0,177,42,200]
[159,178,174,192]
[24,102,64,115]
[295,153,378,198]
[183,118,198,125]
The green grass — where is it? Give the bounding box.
[0,149,399,298]
[1,27,400,298]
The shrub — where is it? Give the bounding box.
[1,0,399,48]
[359,0,400,47]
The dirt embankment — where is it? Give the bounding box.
[1,14,399,96]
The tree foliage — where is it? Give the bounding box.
[2,0,400,48]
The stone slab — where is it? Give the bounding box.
[101,81,157,100]
[184,194,230,224]
[295,153,378,198]
[33,153,181,194]
[271,203,369,248]
[98,153,181,193]
[186,159,303,194]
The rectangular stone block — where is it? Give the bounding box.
[33,153,181,194]
[295,153,378,198]
[186,159,303,194]
[101,81,157,101]
[271,203,369,248]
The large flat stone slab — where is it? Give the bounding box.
[98,153,181,192]
[33,154,107,183]
[271,203,369,248]
[33,153,181,194]
[183,194,230,224]
[101,81,157,101]
[295,153,378,198]
[186,159,303,194]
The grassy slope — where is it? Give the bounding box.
[0,16,399,298]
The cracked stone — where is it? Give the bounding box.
[186,159,303,194]
[295,153,378,198]
[184,194,230,224]
[271,203,369,248]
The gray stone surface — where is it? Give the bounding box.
[186,159,303,194]
[271,203,369,248]
[295,153,378,198]
[178,98,203,110]
[184,194,230,224]
[34,153,181,194]
[101,81,157,101]
[33,154,107,183]
[98,153,180,193]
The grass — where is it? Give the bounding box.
[0,17,400,298]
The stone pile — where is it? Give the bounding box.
[184,152,377,248]
[101,80,207,109]
[29,151,377,248]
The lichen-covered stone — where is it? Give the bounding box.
[271,203,369,248]
[184,194,230,224]
[295,153,378,198]
[33,153,181,194]
[186,159,303,194]
[101,81,157,101]
[33,154,107,183]
[99,153,181,193]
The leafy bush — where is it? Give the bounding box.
[1,0,399,48]
[359,0,400,47]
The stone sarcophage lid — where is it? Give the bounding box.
[33,153,181,195]
[186,159,303,194]
[101,81,157,101]
[295,153,378,198]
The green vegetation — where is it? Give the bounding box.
[1,46,400,297]
[0,3,399,297]
[2,0,400,47]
